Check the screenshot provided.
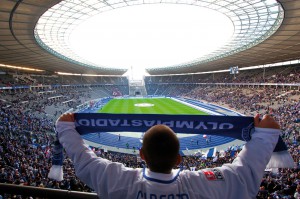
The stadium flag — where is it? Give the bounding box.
[48,113,294,181]
[213,155,218,163]
[206,148,216,158]
[230,150,237,158]
[212,147,217,158]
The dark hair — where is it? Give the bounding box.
[141,125,180,173]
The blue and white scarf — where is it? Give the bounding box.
[48,113,294,181]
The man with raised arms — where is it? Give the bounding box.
[56,113,280,199]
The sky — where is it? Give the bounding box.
[69,3,234,74]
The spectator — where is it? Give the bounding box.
[295,185,300,199]
[56,113,280,199]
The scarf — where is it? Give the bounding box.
[48,113,294,181]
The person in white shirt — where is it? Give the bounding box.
[294,185,300,199]
[56,113,281,199]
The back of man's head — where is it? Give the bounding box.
[141,124,180,174]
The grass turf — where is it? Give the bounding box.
[97,98,207,115]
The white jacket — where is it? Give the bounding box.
[56,121,280,199]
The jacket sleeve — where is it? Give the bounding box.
[222,127,280,197]
[56,121,140,198]
[182,127,281,199]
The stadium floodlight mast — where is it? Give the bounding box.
[34,0,284,74]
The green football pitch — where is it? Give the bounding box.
[97,98,208,115]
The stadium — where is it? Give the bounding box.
[0,0,299,198]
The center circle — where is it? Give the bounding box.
[134,103,155,107]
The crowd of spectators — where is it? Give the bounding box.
[0,67,299,198]
[0,73,128,87]
[182,86,300,199]
[0,88,97,198]
[0,84,129,197]
[144,65,300,85]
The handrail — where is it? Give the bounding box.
[0,183,98,199]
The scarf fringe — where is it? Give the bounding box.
[48,165,63,181]
[266,151,294,169]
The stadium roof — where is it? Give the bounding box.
[0,0,300,76]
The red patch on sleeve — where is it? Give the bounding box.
[202,169,225,181]
[203,171,217,181]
